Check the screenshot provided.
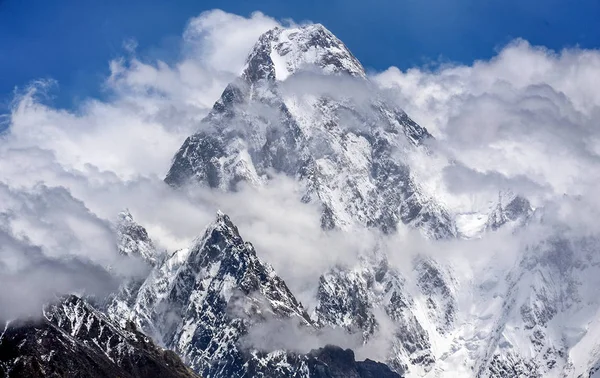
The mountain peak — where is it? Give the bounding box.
[115,209,158,266]
[117,208,133,222]
[242,23,366,82]
[127,212,315,376]
[214,209,233,227]
[202,210,239,241]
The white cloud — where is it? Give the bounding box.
[375,40,600,214]
[183,10,280,74]
[0,9,365,321]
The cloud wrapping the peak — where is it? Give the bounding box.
[183,10,280,74]
[0,10,374,320]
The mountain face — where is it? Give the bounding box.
[165,23,453,239]
[264,345,402,378]
[472,236,600,378]
[313,250,463,376]
[131,212,313,377]
[485,193,533,232]
[0,295,199,378]
[106,209,160,327]
[116,209,159,266]
[161,22,458,376]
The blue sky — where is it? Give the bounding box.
[1,0,599,109]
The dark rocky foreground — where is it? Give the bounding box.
[0,296,199,378]
[299,345,401,378]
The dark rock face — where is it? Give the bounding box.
[485,353,540,378]
[486,194,533,231]
[315,269,377,338]
[239,345,402,378]
[503,196,532,222]
[0,295,199,378]
[165,133,226,189]
[304,345,401,378]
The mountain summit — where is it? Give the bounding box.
[242,24,366,82]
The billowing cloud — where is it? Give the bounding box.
[183,10,280,74]
[0,9,375,320]
[376,40,600,215]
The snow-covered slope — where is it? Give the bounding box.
[476,236,600,378]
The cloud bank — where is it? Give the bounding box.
[375,40,600,215]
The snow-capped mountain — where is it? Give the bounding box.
[165,23,454,239]
[131,212,314,376]
[111,210,400,377]
[160,22,461,376]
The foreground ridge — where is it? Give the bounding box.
[0,295,199,378]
